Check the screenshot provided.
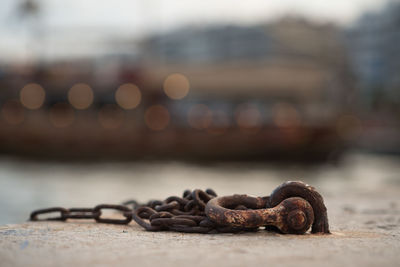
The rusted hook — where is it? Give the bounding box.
[205,195,314,234]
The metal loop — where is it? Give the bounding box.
[136,206,157,219]
[149,211,174,220]
[170,208,197,215]
[155,201,180,212]
[184,200,196,212]
[205,189,217,197]
[30,207,69,221]
[173,215,205,223]
[165,196,189,207]
[147,200,163,209]
[67,208,99,219]
[183,190,192,199]
[192,189,211,210]
[121,200,140,210]
[93,204,132,225]
[132,207,162,231]
[268,181,330,234]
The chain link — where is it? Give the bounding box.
[29,189,253,233]
[30,207,69,221]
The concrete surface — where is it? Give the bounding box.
[1,190,399,267]
[0,153,399,267]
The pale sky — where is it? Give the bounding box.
[0,0,394,60]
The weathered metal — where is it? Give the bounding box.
[205,196,314,234]
[268,181,330,233]
[29,181,330,234]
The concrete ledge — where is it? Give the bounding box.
[1,209,398,267]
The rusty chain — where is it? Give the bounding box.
[30,181,330,234]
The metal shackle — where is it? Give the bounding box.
[205,195,314,234]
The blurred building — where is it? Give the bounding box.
[346,1,400,153]
[347,1,400,112]
[0,17,355,161]
[140,18,355,157]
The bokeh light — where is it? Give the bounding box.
[1,100,24,125]
[187,104,213,130]
[272,103,301,128]
[235,104,262,131]
[98,104,125,129]
[49,103,75,128]
[20,83,46,110]
[115,83,142,109]
[144,105,170,131]
[68,83,94,110]
[163,73,190,100]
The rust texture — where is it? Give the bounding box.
[268,181,330,233]
[205,195,314,234]
[30,181,330,234]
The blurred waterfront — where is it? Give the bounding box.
[1,1,400,225]
[1,151,400,225]
[0,0,399,160]
[2,6,400,267]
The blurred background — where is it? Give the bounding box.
[0,0,399,224]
